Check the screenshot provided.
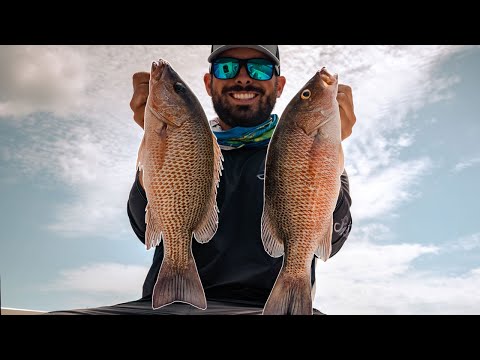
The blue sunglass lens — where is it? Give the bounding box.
[213,60,239,79]
[247,59,274,80]
[213,58,274,80]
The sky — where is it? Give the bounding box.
[0,45,479,314]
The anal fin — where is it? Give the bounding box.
[145,203,163,250]
[315,216,333,262]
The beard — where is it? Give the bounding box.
[211,80,278,128]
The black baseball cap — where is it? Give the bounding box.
[208,45,281,75]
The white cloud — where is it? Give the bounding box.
[55,136,105,185]
[349,158,431,221]
[45,190,132,237]
[0,45,87,117]
[452,156,480,173]
[314,230,480,314]
[47,262,149,297]
[2,45,472,239]
[43,262,151,309]
[7,118,138,237]
[452,232,480,251]
[45,235,480,314]
[350,222,393,242]
[397,134,414,148]
[278,46,466,128]
[275,46,468,222]
[38,131,135,236]
[2,45,212,238]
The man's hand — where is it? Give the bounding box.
[130,72,150,129]
[130,72,150,189]
[337,84,356,141]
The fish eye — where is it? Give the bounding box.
[301,89,311,99]
[174,82,186,94]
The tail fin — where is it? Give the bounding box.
[152,258,207,310]
[262,272,312,315]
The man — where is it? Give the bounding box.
[48,45,356,315]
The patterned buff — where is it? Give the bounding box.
[210,114,279,150]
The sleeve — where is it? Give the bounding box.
[329,169,353,258]
[127,170,147,244]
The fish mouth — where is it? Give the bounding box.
[228,91,260,105]
[316,67,337,88]
[151,59,170,81]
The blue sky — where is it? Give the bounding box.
[0,45,479,314]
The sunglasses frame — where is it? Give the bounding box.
[210,57,280,81]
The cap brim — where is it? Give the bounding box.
[208,45,280,65]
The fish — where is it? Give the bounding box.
[261,67,344,315]
[136,59,223,310]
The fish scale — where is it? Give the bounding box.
[137,59,223,310]
[262,68,344,315]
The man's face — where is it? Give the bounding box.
[204,47,286,128]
